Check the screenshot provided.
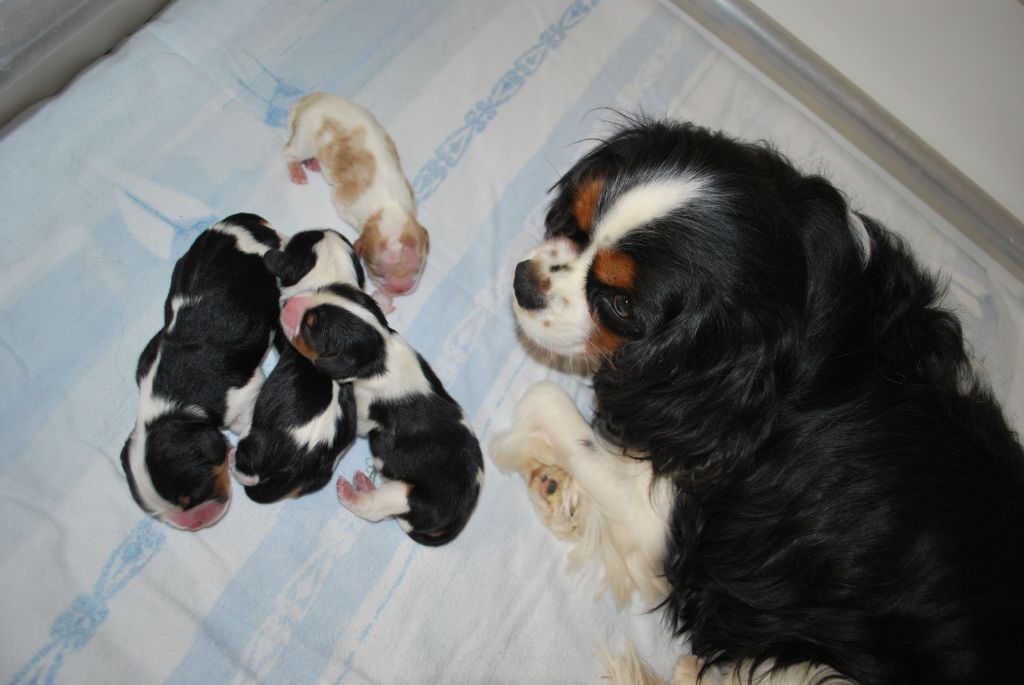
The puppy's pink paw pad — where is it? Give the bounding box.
[353,471,376,493]
[287,161,308,184]
[337,476,361,505]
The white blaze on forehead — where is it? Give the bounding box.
[591,176,705,249]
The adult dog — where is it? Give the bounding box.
[493,118,1024,684]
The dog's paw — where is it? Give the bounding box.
[527,462,581,540]
[337,475,368,510]
[287,160,309,184]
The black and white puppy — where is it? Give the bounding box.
[496,118,1024,684]
[280,284,484,546]
[121,213,281,530]
[231,229,364,503]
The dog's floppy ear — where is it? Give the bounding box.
[264,248,315,287]
[313,322,386,381]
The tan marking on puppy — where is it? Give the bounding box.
[587,313,626,359]
[290,334,319,363]
[592,248,636,290]
[571,177,604,232]
[212,458,232,502]
[321,122,377,204]
[353,209,384,269]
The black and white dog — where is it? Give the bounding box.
[280,284,484,546]
[231,229,364,503]
[121,213,281,530]
[494,119,1024,684]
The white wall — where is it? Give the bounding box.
[747,0,1024,224]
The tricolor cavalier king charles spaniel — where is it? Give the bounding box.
[493,119,1024,684]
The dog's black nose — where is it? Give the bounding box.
[513,260,546,310]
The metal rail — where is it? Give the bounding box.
[665,0,1024,282]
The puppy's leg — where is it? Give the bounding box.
[336,472,411,522]
[287,160,308,184]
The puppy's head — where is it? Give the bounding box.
[513,118,861,474]
[354,207,429,297]
[121,414,231,530]
[264,229,365,298]
[280,284,390,381]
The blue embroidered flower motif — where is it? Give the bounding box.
[12,519,165,685]
[412,0,602,203]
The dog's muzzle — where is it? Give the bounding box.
[513,260,545,310]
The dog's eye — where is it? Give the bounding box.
[611,294,633,319]
[304,312,317,329]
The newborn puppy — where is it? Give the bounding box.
[284,92,430,313]
[232,229,364,503]
[280,284,484,546]
[121,213,281,530]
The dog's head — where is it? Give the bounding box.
[264,228,365,298]
[280,284,390,382]
[512,119,866,476]
[121,413,231,530]
[354,206,430,298]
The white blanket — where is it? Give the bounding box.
[2,0,1021,683]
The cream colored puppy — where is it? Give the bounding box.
[285,92,429,312]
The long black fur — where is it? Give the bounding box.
[543,119,1024,683]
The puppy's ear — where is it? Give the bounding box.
[263,249,288,276]
[264,248,315,287]
[313,322,386,381]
